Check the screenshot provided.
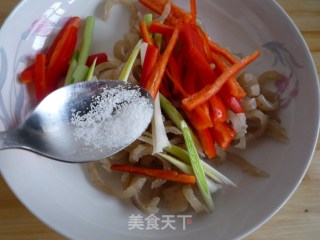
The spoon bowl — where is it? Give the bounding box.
[0,80,154,163]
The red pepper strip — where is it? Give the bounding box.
[209,94,227,122]
[20,65,34,84]
[220,90,244,114]
[182,50,260,111]
[19,17,81,85]
[198,26,241,105]
[165,55,213,129]
[86,53,108,67]
[188,46,218,86]
[48,24,78,68]
[165,67,212,121]
[196,25,215,63]
[34,54,47,102]
[140,44,159,88]
[195,24,239,65]
[162,48,212,129]
[165,68,189,97]
[148,22,174,36]
[197,128,216,158]
[46,25,79,93]
[181,57,213,128]
[187,106,214,132]
[182,58,199,94]
[211,121,236,150]
[175,45,185,70]
[167,56,182,82]
[160,75,174,99]
[180,23,218,88]
[111,164,196,185]
[186,111,208,130]
[197,102,213,128]
[139,21,154,46]
[183,111,205,130]
[145,24,180,99]
[167,56,183,95]
[46,17,81,64]
[180,23,207,58]
[165,67,213,128]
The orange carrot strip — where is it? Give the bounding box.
[111,164,196,184]
[139,21,154,46]
[139,0,192,25]
[182,50,260,111]
[139,0,164,15]
[210,51,246,99]
[196,24,239,65]
[148,22,174,36]
[166,0,193,25]
[190,0,197,23]
[208,39,239,65]
[145,24,180,99]
[224,77,246,99]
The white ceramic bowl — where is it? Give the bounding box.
[0,1,319,239]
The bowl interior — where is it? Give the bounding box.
[0,0,319,240]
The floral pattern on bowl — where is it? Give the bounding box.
[263,41,302,108]
[0,5,73,129]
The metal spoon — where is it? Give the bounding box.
[0,80,154,163]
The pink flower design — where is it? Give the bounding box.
[22,17,72,39]
[275,74,290,94]
[29,18,56,36]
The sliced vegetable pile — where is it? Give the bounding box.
[19,0,268,213]
[138,0,260,157]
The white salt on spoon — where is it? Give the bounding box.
[71,84,153,151]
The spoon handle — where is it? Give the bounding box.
[0,129,23,150]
